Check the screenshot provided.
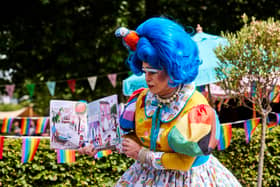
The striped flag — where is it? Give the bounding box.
[94,149,112,159]
[218,123,232,150]
[0,136,4,159]
[57,150,75,163]
[269,85,280,103]
[267,122,277,130]
[21,137,40,163]
[244,118,260,143]
[20,118,31,135]
[276,113,280,125]
[35,117,49,134]
[1,118,14,133]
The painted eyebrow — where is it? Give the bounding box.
[142,67,160,73]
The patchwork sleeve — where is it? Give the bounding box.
[168,104,220,157]
[119,88,146,133]
[119,97,137,132]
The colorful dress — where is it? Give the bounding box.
[116,84,241,187]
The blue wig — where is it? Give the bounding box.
[127,17,201,87]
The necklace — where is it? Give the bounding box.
[155,85,182,106]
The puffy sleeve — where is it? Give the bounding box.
[119,88,146,132]
[168,104,220,157]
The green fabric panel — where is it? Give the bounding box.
[168,126,203,157]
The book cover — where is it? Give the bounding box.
[50,95,121,150]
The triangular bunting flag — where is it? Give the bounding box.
[46,81,56,96]
[267,121,277,130]
[1,118,14,133]
[0,136,4,159]
[218,123,232,150]
[5,84,15,98]
[276,113,280,125]
[57,149,76,163]
[35,117,49,134]
[244,118,260,143]
[21,137,40,163]
[87,76,97,91]
[26,83,35,98]
[20,118,31,135]
[67,79,76,93]
[269,85,280,103]
[107,73,117,88]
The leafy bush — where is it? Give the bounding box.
[0,126,279,186]
[213,126,280,186]
[0,138,133,187]
[0,104,26,112]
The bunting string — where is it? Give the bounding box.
[0,112,279,163]
[0,71,129,97]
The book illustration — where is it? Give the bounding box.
[50,95,121,150]
[87,95,121,150]
[50,101,88,149]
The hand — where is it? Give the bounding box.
[78,144,98,157]
[122,138,142,160]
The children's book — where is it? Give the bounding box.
[50,95,121,150]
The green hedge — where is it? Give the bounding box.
[213,126,280,186]
[0,126,279,186]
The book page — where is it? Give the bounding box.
[87,94,121,150]
[50,100,88,149]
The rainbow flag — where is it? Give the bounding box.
[267,122,277,130]
[35,117,49,134]
[276,113,280,125]
[269,85,280,103]
[20,118,31,135]
[1,118,14,133]
[0,136,4,159]
[21,137,40,163]
[94,149,112,159]
[218,123,232,150]
[57,150,75,163]
[244,118,260,143]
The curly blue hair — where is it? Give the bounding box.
[127,17,201,87]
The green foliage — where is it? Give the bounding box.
[0,1,280,116]
[213,126,280,186]
[0,126,279,186]
[0,104,28,112]
[0,138,134,186]
[215,15,280,113]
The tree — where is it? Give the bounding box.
[0,0,280,116]
[215,14,280,187]
[0,0,130,115]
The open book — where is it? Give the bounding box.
[50,95,121,150]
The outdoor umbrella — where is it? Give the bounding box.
[191,25,228,86]
[122,73,147,96]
